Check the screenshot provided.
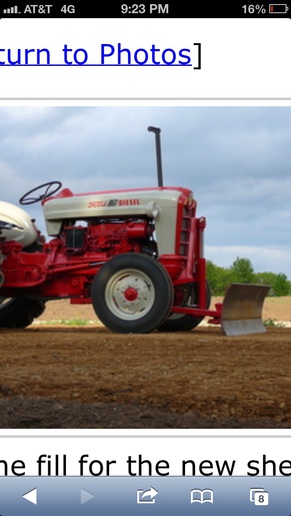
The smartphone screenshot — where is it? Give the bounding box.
[0,3,291,514]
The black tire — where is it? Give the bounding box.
[91,253,174,333]
[157,281,211,332]
[0,297,46,328]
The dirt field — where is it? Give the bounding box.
[0,296,291,429]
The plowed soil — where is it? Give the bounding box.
[0,297,291,429]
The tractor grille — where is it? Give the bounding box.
[179,208,191,256]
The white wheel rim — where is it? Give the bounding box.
[105,268,155,321]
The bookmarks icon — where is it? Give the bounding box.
[190,488,214,504]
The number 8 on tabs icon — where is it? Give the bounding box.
[250,487,269,506]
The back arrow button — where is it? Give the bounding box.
[23,488,37,505]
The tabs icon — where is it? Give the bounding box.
[250,487,269,506]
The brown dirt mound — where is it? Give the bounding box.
[0,295,291,428]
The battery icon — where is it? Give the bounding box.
[269,4,289,13]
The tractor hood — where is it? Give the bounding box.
[42,186,195,236]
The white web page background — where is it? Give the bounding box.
[0,18,290,99]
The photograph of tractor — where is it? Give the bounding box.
[0,127,269,335]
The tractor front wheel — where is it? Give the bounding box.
[91,253,174,333]
[0,297,46,328]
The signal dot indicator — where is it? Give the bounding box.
[3,5,20,14]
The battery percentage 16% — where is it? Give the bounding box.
[242,4,267,14]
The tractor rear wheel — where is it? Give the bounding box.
[0,297,46,328]
[91,253,174,333]
[157,281,211,332]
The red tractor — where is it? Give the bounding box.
[0,128,269,335]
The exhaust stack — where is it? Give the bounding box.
[148,126,164,187]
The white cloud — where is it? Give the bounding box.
[1,105,291,278]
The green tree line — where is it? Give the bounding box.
[206,257,291,297]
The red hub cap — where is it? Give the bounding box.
[124,287,139,302]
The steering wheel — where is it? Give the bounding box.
[19,181,62,205]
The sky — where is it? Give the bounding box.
[0,105,291,278]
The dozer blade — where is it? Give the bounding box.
[221,283,270,336]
